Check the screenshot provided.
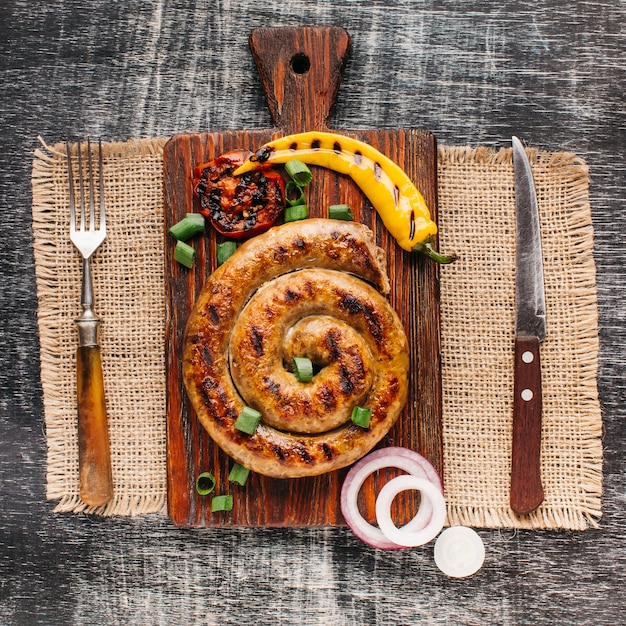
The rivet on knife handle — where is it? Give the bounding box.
[510,336,544,514]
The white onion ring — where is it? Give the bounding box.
[340,447,444,550]
[375,474,447,547]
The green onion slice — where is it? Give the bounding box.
[228,463,250,486]
[217,240,237,265]
[351,406,372,428]
[328,204,354,221]
[211,494,234,512]
[174,240,195,268]
[292,356,314,383]
[169,213,205,241]
[234,406,262,435]
[284,159,313,187]
[285,180,307,207]
[284,203,309,222]
[195,472,216,496]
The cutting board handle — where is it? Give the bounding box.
[249,26,352,134]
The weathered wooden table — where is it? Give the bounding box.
[1,2,624,624]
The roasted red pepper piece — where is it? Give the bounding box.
[193,150,285,240]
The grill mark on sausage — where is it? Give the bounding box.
[295,441,313,464]
[202,345,213,367]
[208,305,220,325]
[262,304,278,321]
[340,351,367,395]
[273,245,288,262]
[324,329,341,360]
[338,364,355,394]
[263,376,282,399]
[317,384,338,411]
[284,288,301,303]
[346,237,375,273]
[272,444,288,461]
[249,326,265,357]
[337,293,365,315]
[337,293,384,343]
[326,232,376,275]
[200,377,237,424]
[321,443,334,460]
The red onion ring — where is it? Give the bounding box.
[340,447,445,550]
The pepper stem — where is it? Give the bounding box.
[412,238,457,264]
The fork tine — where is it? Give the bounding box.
[77,140,86,232]
[87,138,96,231]
[66,141,76,232]
[98,139,106,233]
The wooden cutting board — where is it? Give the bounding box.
[163,26,444,527]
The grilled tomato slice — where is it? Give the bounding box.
[193,150,285,240]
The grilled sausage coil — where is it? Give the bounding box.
[183,219,409,478]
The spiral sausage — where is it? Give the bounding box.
[182,219,409,478]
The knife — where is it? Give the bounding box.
[510,136,546,515]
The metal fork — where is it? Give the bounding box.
[66,139,113,507]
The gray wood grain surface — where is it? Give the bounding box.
[1,1,624,624]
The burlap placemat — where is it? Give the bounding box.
[31,138,602,529]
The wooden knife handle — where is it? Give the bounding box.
[510,336,544,515]
[76,345,113,506]
[249,26,352,134]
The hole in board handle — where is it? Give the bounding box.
[290,53,311,75]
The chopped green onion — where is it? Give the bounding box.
[284,203,309,222]
[169,213,205,241]
[292,356,313,383]
[285,180,307,207]
[328,204,354,221]
[234,406,262,435]
[228,463,250,486]
[211,494,233,512]
[351,406,372,428]
[174,240,195,268]
[195,472,216,496]
[285,159,313,187]
[217,240,237,265]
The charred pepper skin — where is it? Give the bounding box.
[234,131,455,262]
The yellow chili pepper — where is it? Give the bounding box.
[233,131,455,263]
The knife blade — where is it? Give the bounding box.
[510,136,546,515]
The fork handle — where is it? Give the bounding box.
[76,343,114,506]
